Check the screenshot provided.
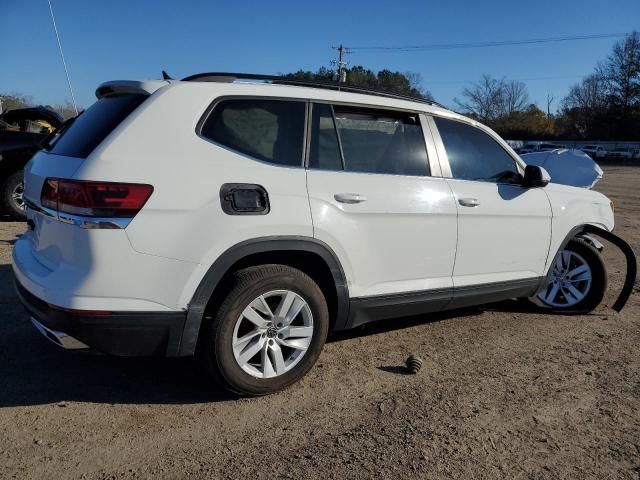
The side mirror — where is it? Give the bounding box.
[523,165,551,188]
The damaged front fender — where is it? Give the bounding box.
[580,225,637,312]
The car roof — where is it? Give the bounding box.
[96,74,458,118]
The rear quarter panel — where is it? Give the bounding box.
[71,83,314,306]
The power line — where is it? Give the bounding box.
[425,74,586,85]
[349,32,627,53]
[47,0,78,115]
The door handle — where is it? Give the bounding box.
[458,197,480,207]
[334,193,367,204]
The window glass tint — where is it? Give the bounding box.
[47,94,146,158]
[201,99,305,167]
[434,117,521,183]
[309,103,342,171]
[333,106,429,176]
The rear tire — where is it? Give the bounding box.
[535,238,607,313]
[1,170,26,220]
[198,264,329,396]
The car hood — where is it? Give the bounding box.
[521,149,603,189]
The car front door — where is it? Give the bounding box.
[305,103,458,304]
[431,116,552,291]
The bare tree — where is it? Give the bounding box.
[0,93,33,112]
[598,31,640,111]
[51,100,78,120]
[403,72,433,100]
[501,80,529,116]
[454,75,505,123]
[546,93,554,117]
[562,74,608,111]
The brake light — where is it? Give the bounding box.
[40,178,153,218]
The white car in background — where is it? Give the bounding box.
[13,73,632,396]
[581,145,607,159]
[608,147,634,160]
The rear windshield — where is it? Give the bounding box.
[46,94,146,158]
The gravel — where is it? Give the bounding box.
[0,166,638,479]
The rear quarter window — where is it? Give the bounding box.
[46,94,146,158]
[200,99,306,167]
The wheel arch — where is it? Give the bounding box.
[0,148,34,176]
[541,223,636,312]
[179,236,350,356]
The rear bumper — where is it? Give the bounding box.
[15,279,187,356]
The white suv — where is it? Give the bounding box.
[12,73,624,395]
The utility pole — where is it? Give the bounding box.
[330,44,350,83]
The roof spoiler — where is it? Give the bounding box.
[95,80,169,99]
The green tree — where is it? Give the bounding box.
[284,66,432,100]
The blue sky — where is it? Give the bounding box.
[1,0,638,112]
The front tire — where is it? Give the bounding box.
[1,170,26,220]
[199,264,329,396]
[536,238,607,313]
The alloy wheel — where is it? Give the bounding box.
[232,290,314,379]
[538,249,592,307]
[11,181,25,211]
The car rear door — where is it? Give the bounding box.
[430,116,552,292]
[305,102,458,304]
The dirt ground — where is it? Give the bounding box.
[0,166,638,480]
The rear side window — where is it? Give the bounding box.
[47,94,146,158]
[201,99,305,167]
[434,117,521,184]
[332,106,429,176]
[308,103,343,171]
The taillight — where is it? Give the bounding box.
[40,178,153,218]
[41,178,59,210]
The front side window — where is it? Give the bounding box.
[309,104,429,176]
[201,99,305,167]
[434,117,521,184]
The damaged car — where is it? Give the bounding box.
[13,73,637,396]
[0,106,64,219]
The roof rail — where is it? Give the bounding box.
[181,72,445,109]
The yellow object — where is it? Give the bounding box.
[33,120,55,133]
